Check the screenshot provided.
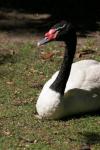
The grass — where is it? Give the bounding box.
[0,38,100,150]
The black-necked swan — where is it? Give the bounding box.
[36,21,100,119]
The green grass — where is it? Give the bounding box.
[0,40,100,150]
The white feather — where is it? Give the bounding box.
[36,59,100,119]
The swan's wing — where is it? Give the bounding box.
[65,60,100,92]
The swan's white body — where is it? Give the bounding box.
[36,59,100,119]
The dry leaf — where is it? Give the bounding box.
[40,52,54,60]
[30,83,43,88]
[77,49,95,58]
[6,81,14,85]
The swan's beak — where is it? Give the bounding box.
[37,37,50,46]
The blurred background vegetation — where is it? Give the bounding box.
[0,0,100,32]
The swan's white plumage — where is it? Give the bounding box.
[36,59,100,119]
[65,59,100,92]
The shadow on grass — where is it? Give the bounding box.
[61,110,100,122]
[69,131,100,149]
[79,132,100,145]
[0,53,18,64]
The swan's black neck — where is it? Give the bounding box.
[50,34,77,95]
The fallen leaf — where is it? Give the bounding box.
[6,81,14,85]
[40,52,54,60]
[76,49,95,58]
[12,99,29,106]
[30,83,43,89]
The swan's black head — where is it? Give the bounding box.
[37,21,76,46]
